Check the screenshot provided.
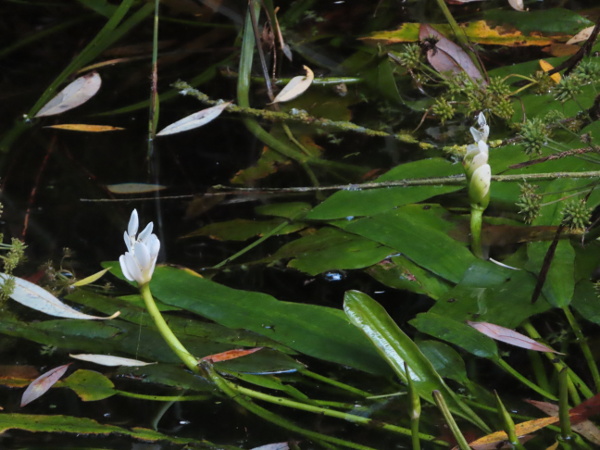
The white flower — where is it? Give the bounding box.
[464,112,491,209]
[119,209,160,285]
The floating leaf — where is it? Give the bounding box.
[270,65,314,104]
[251,444,289,450]
[63,369,116,402]
[202,347,263,363]
[21,364,71,407]
[467,321,562,354]
[35,72,102,117]
[567,25,595,44]
[105,182,167,194]
[0,273,119,320]
[156,102,231,136]
[69,354,155,367]
[72,268,110,287]
[44,124,124,132]
[419,24,483,80]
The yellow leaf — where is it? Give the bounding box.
[72,268,110,287]
[539,59,561,83]
[45,124,125,132]
[468,416,559,448]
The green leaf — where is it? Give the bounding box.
[338,205,477,283]
[306,158,463,220]
[411,312,498,359]
[0,413,227,446]
[255,202,312,219]
[63,369,116,401]
[272,227,395,275]
[182,218,306,241]
[526,240,575,307]
[148,266,392,376]
[343,290,489,431]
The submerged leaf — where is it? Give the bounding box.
[157,102,231,136]
[270,65,314,104]
[21,364,71,407]
[35,72,102,117]
[467,321,562,354]
[0,273,119,320]
[202,347,263,363]
[70,354,156,367]
[105,183,167,194]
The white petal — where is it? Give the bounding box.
[135,242,151,273]
[127,209,139,236]
[147,235,160,259]
[477,140,489,157]
[123,253,144,284]
[123,231,133,252]
[138,221,154,242]
[476,112,487,129]
[119,254,135,282]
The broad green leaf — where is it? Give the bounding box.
[343,290,489,431]
[63,369,116,401]
[411,312,498,359]
[255,202,312,219]
[483,8,592,35]
[306,158,463,220]
[146,266,391,375]
[182,218,305,241]
[366,255,451,300]
[337,205,476,283]
[271,227,394,275]
[526,240,575,307]
[0,413,225,446]
[417,340,469,385]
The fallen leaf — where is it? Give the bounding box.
[44,124,124,132]
[468,416,559,449]
[539,59,561,83]
[69,354,156,367]
[105,183,167,194]
[21,364,71,407]
[201,347,263,363]
[567,25,595,45]
[467,321,563,354]
[526,399,600,445]
[0,273,119,320]
[251,443,290,450]
[72,268,110,287]
[156,102,231,136]
[270,65,314,104]
[35,72,102,117]
[419,24,484,81]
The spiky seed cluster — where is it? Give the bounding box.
[432,97,455,123]
[518,117,549,156]
[561,199,591,231]
[395,44,423,71]
[553,74,584,103]
[516,182,542,224]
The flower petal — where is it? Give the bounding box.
[138,221,154,242]
[119,254,135,282]
[127,209,139,237]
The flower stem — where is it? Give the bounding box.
[470,206,484,259]
[139,282,199,373]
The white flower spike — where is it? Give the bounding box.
[119,209,160,285]
[464,112,491,209]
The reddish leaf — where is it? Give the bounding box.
[569,392,600,424]
[467,321,563,354]
[202,347,263,363]
[21,364,71,407]
[419,24,484,81]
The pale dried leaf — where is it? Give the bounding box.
[0,273,119,320]
[35,72,102,117]
[21,364,71,407]
[467,321,562,354]
[251,443,290,450]
[70,354,156,367]
[508,0,525,11]
[270,66,314,104]
[567,26,595,45]
[45,124,124,132]
[105,182,167,194]
[157,102,231,136]
[72,268,110,287]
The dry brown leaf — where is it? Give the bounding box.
[567,26,595,45]
[21,364,71,407]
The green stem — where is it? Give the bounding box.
[470,206,484,259]
[139,283,199,373]
[116,390,209,401]
[558,368,572,440]
[301,369,372,398]
[563,306,600,392]
[495,358,558,401]
[433,390,470,450]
